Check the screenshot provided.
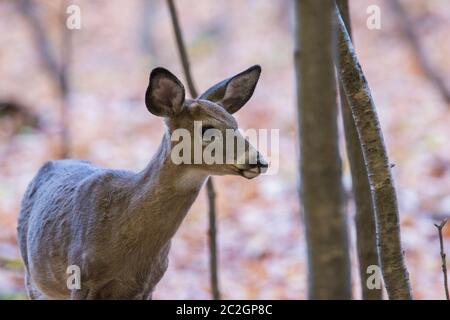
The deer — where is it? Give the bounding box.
[17,65,268,299]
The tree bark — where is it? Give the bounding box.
[336,0,382,300]
[335,6,413,300]
[294,0,352,299]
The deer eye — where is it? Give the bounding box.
[201,125,215,137]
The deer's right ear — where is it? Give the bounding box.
[145,68,185,117]
[199,65,261,114]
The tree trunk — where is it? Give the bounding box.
[294,0,352,299]
[336,0,382,300]
[335,5,412,300]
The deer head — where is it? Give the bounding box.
[145,65,268,179]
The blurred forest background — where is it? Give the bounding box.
[0,0,449,299]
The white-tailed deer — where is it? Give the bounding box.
[17,66,268,299]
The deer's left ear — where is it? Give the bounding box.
[145,67,185,117]
[199,65,261,114]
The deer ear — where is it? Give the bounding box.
[199,65,261,114]
[145,68,185,117]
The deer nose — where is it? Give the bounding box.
[257,155,268,168]
[255,153,268,173]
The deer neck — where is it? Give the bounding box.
[129,129,208,249]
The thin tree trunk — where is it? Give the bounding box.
[293,0,352,299]
[59,0,72,158]
[336,0,382,300]
[206,178,220,300]
[335,5,412,300]
[166,0,221,300]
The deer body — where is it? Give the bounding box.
[18,66,266,299]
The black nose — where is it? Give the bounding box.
[257,159,268,168]
[248,154,268,170]
[256,154,268,168]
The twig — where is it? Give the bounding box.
[390,0,450,105]
[166,0,221,300]
[18,0,72,158]
[59,0,72,158]
[18,0,60,80]
[434,219,449,300]
[166,0,198,97]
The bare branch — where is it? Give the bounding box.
[18,0,60,81]
[18,0,72,158]
[390,0,450,105]
[166,0,221,300]
[166,0,198,98]
[58,0,72,158]
[434,219,449,300]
